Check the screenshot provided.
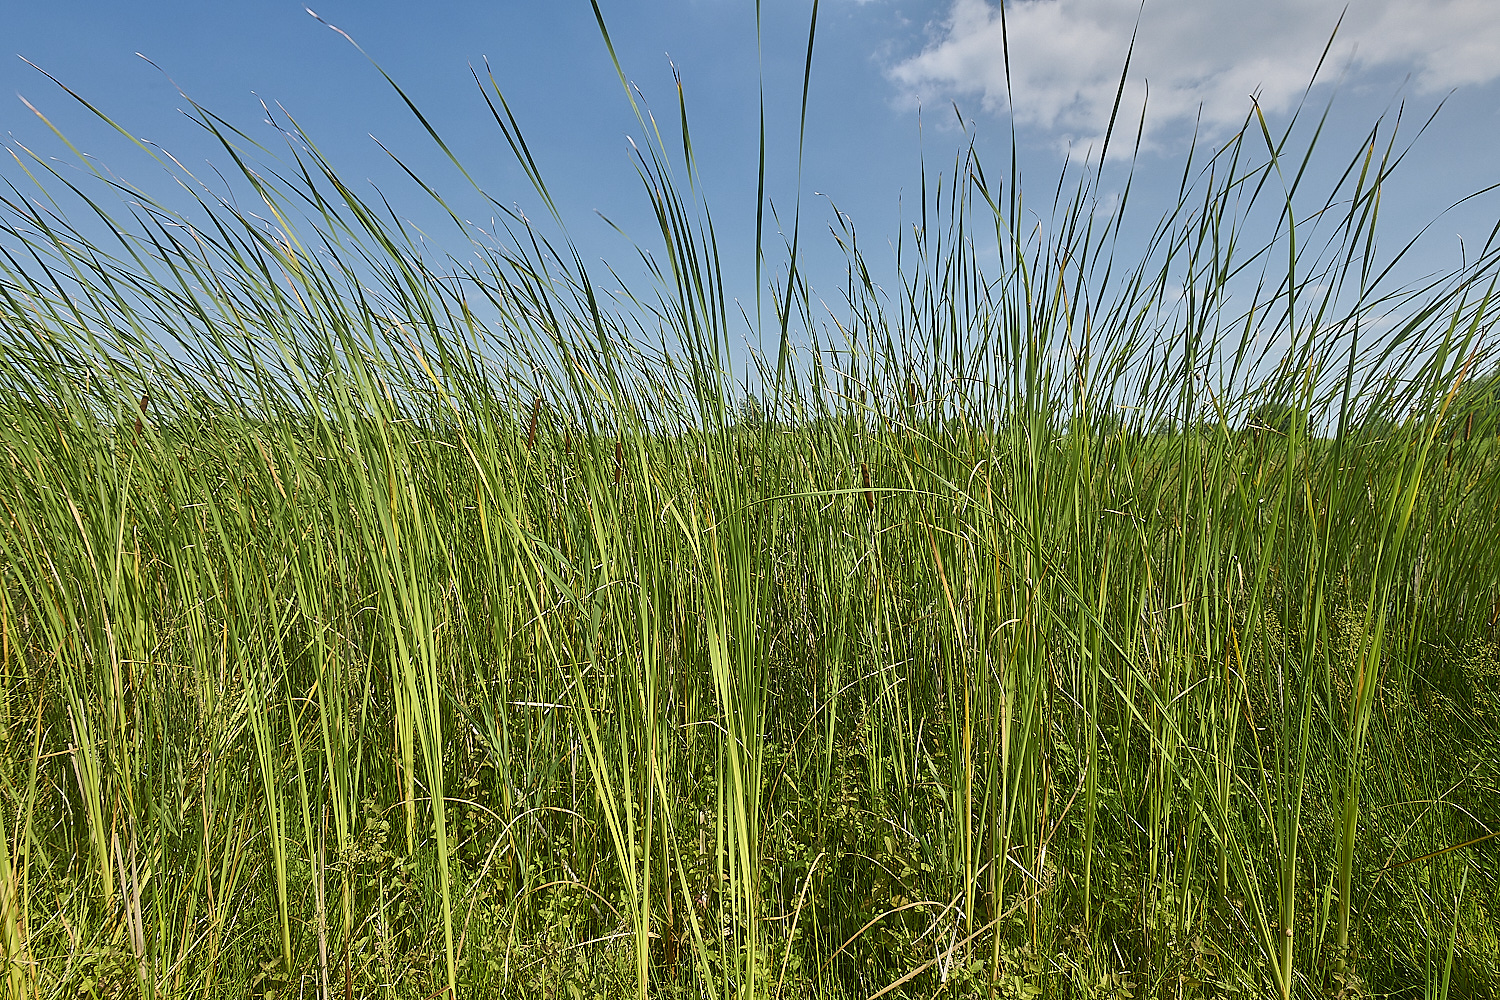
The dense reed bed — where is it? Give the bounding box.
[2,21,1500,1000]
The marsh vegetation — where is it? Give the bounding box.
[1,14,1499,1000]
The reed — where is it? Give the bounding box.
[0,7,1497,999]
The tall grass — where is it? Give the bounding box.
[1,12,1499,1000]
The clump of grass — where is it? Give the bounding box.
[0,8,1499,1000]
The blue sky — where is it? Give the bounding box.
[5,0,1500,362]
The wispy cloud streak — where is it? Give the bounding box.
[890,0,1500,151]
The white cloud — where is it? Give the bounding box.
[889,0,1500,153]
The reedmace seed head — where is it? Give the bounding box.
[525,398,540,452]
[134,391,151,437]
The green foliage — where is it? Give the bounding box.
[736,393,767,430]
[1246,400,1311,438]
[1,11,1499,1000]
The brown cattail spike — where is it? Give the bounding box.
[134,391,151,437]
[615,440,623,486]
[861,462,874,510]
[525,398,540,452]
